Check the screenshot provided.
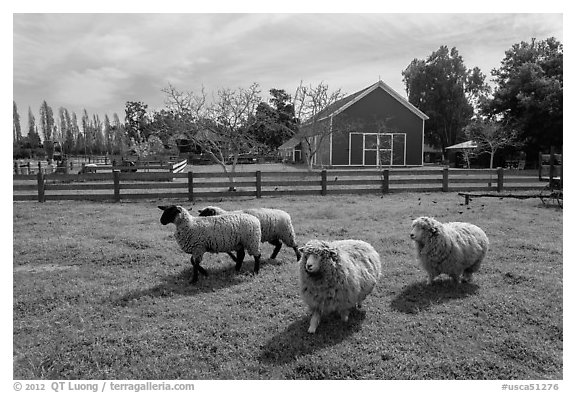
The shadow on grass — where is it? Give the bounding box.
[259,308,366,365]
[390,280,479,314]
[112,260,263,305]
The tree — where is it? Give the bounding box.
[163,83,263,190]
[464,119,520,169]
[292,81,346,169]
[111,113,128,155]
[484,37,562,160]
[27,107,41,150]
[125,101,149,143]
[402,46,488,154]
[13,101,22,144]
[103,115,113,155]
[39,100,56,161]
[249,89,298,152]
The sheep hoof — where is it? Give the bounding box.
[340,310,350,322]
[307,326,317,334]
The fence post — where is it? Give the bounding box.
[14,162,18,175]
[38,161,42,174]
[113,170,120,202]
[321,170,327,196]
[497,167,504,192]
[188,171,194,202]
[549,147,555,188]
[256,171,262,198]
[442,168,449,192]
[382,169,389,194]
[37,171,45,203]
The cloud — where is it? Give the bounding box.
[51,67,130,110]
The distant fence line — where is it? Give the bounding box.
[13,167,549,203]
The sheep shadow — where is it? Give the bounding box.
[259,308,366,365]
[112,262,260,305]
[390,280,479,314]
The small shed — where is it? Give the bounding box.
[282,80,429,167]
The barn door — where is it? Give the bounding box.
[350,133,363,165]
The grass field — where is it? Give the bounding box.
[13,192,562,380]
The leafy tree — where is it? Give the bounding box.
[103,115,113,155]
[111,113,128,155]
[249,89,298,152]
[27,107,41,150]
[402,46,488,153]
[125,101,149,143]
[93,114,105,154]
[39,100,56,160]
[13,101,22,144]
[483,37,562,160]
[293,81,346,169]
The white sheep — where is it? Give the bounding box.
[197,206,301,262]
[298,239,382,334]
[410,216,489,285]
[158,205,262,283]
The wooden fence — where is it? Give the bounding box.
[13,167,547,203]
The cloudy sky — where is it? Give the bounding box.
[13,12,563,131]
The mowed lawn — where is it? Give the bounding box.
[13,192,562,380]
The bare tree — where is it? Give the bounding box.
[163,83,263,190]
[465,119,520,169]
[293,81,346,170]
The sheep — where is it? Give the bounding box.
[158,205,262,283]
[197,206,301,262]
[298,239,382,334]
[410,216,489,285]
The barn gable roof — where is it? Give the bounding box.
[314,80,429,122]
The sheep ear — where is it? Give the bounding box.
[328,249,338,260]
[158,206,167,211]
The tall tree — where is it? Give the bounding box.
[125,101,149,143]
[13,101,22,144]
[103,114,113,155]
[39,100,56,160]
[484,37,562,159]
[402,46,488,153]
[292,81,346,169]
[249,89,298,152]
[61,108,75,155]
[27,107,41,149]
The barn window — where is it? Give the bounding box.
[360,132,406,166]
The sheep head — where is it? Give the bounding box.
[410,216,442,244]
[299,240,338,276]
[159,205,186,225]
[198,206,227,216]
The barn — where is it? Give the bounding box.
[280,80,428,167]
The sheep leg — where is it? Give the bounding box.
[235,248,245,272]
[253,254,261,274]
[450,274,461,285]
[293,246,302,261]
[189,256,208,284]
[269,239,283,259]
[308,311,321,334]
[427,273,436,285]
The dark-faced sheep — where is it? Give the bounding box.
[159,205,262,283]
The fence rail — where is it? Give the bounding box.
[13,167,548,203]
